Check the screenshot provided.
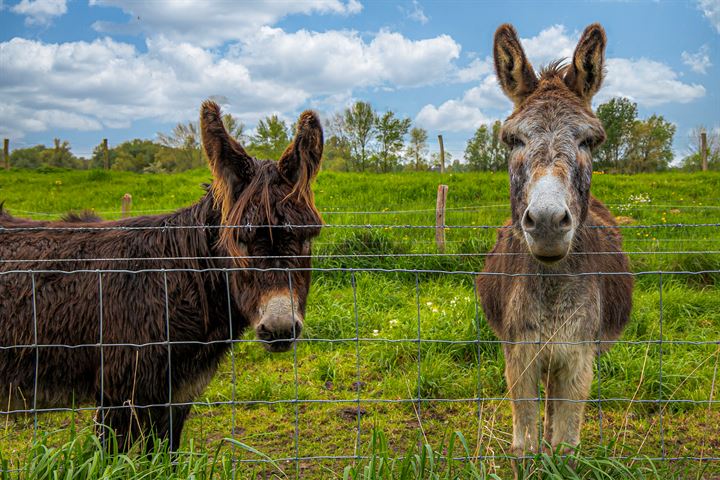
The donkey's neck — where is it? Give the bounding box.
[128,191,226,267]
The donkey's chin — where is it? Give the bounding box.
[262,340,296,353]
[255,316,304,353]
[523,230,573,265]
[531,252,567,264]
[526,242,571,265]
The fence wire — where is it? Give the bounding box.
[1,220,719,476]
[7,203,720,219]
[2,222,720,232]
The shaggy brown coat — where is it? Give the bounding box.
[0,101,324,451]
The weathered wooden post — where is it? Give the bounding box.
[437,134,445,174]
[102,138,109,170]
[121,193,132,218]
[3,138,8,170]
[435,184,448,253]
[701,131,708,172]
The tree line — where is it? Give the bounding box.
[6,97,718,173]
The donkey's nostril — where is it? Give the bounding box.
[522,209,536,231]
[558,209,572,229]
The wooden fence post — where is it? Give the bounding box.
[3,138,8,170]
[437,135,445,174]
[701,131,708,172]
[435,184,448,253]
[121,193,132,218]
[103,138,109,170]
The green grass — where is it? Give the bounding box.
[1,426,679,480]
[1,168,719,479]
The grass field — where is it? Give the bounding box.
[1,168,719,479]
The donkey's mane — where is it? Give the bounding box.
[538,59,569,81]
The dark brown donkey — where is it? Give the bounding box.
[0,101,323,451]
[477,24,633,456]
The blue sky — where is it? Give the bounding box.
[1,0,718,162]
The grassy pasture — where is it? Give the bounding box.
[1,168,719,479]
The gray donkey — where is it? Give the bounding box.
[477,23,633,457]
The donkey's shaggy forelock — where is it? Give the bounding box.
[0,101,324,451]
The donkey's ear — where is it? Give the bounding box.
[200,100,255,186]
[493,24,538,105]
[564,24,606,104]
[278,110,323,189]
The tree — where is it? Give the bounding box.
[222,113,248,144]
[625,115,675,173]
[322,135,352,171]
[406,127,429,171]
[90,141,117,169]
[595,97,638,171]
[323,112,352,171]
[448,158,467,172]
[249,114,290,159]
[8,140,80,169]
[431,150,453,170]
[9,145,47,169]
[489,120,509,171]
[463,122,508,172]
[110,139,163,173]
[682,127,720,171]
[465,125,492,171]
[40,138,80,168]
[374,111,411,173]
[157,121,204,169]
[343,101,375,172]
[150,145,200,173]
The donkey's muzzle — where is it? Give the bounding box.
[255,295,304,352]
[522,202,574,263]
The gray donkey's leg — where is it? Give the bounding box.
[504,343,541,456]
[546,346,594,452]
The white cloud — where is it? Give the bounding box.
[364,31,460,86]
[600,58,706,106]
[461,75,510,111]
[415,100,494,132]
[3,19,708,141]
[682,44,712,74]
[0,36,308,139]
[454,56,493,82]
[11,0,67,25]
[698,0,720,33]
[90,0,362,47]
[414,76,507,132]
[0,26,463,138]
[521,24,578,68]
[406,0,428,25]
[220,27,460,91]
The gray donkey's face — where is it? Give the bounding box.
[494,23,608,264]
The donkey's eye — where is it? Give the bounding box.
[578,138,594,150]
[301,240,311,255]
[505,135,525,149]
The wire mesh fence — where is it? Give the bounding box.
[1,217,719,477]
